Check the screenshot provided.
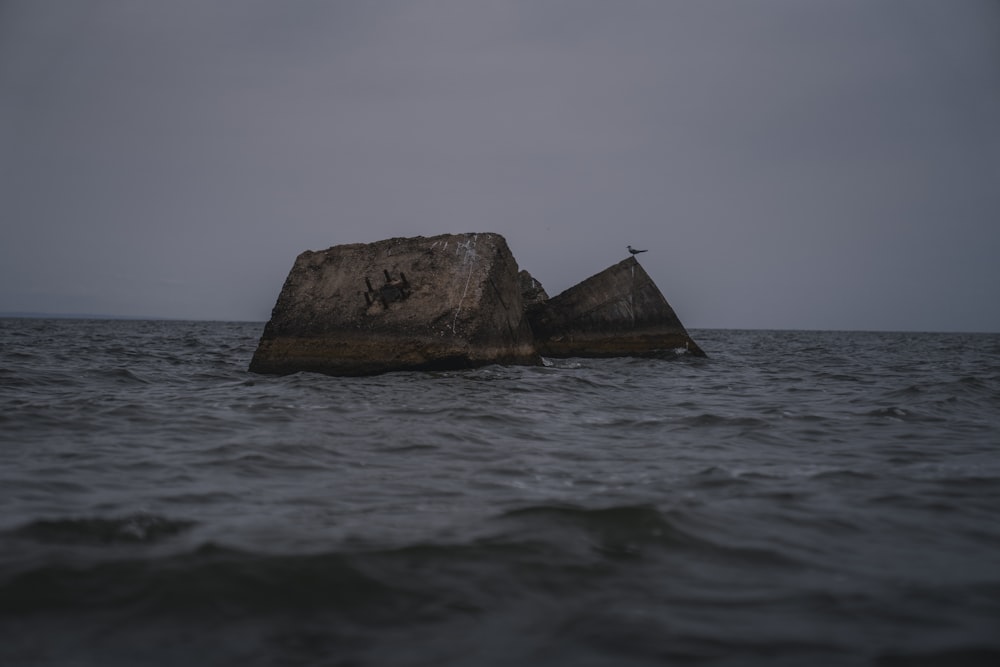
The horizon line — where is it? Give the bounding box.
[2,312,997,335]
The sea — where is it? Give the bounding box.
[1,318,998,667]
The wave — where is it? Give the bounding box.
[860,406,944,422]
[11,514,195,546]
[876,647,1000,667]
[0,504,799,614]
[492,503,803,568]
[2,503,998,666]
[679,413,772,428]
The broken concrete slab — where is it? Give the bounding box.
[249,233,540,376]
[526,257,706,358]
[518,270,549,310]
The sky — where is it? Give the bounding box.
[1,1,998,331]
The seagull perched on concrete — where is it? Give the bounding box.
[627,245,648,255]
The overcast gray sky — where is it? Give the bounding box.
[2,1,998,331]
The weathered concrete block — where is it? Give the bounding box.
[526,257,706,358]
[249,233,540,376]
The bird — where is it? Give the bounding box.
[627,245,648,255]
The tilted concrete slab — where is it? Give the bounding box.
[526,257,706,358]
[249,233,540,376]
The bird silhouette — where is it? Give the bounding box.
[627,245,648,255]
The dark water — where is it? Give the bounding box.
[1,319,999,666]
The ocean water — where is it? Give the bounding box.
[1,318,999,666]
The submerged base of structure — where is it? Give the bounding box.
[250,333,541,376]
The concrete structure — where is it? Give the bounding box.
[526,257,706,358]
[249,233,540,376]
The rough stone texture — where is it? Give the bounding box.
[526,257,706,358]
[518,270,549,310]
[249,233,540,376]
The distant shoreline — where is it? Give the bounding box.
[1,314,996,334]
[0,312,265,323]
[0,312,167,321]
